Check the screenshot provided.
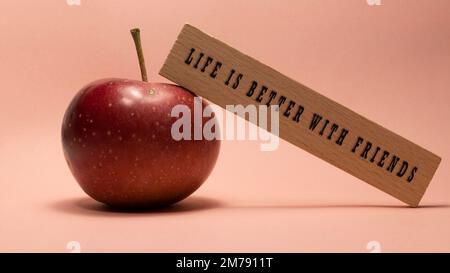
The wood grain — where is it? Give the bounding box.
[159,24,441,207]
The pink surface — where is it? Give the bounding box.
[1,0,449,252]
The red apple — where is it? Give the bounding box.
[61,29,220,208]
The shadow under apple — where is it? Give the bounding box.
[50,195,224,217]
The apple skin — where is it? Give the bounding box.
[61,78,220,208]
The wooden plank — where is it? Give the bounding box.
[159,24,441,207]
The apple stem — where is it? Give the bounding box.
[130,28,148,82]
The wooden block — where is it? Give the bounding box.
[159,24,441,207]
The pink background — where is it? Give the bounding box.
[1,0,449,252]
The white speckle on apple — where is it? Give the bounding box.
[83,128,87,132]
[151,134,156,139]
[118,136,123,141]
[130,112,135,117]
[107,130,111,136]
[92,132,96,136]
[122,97,133,106]
[108,103,112,107]
[78,113,82,118]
